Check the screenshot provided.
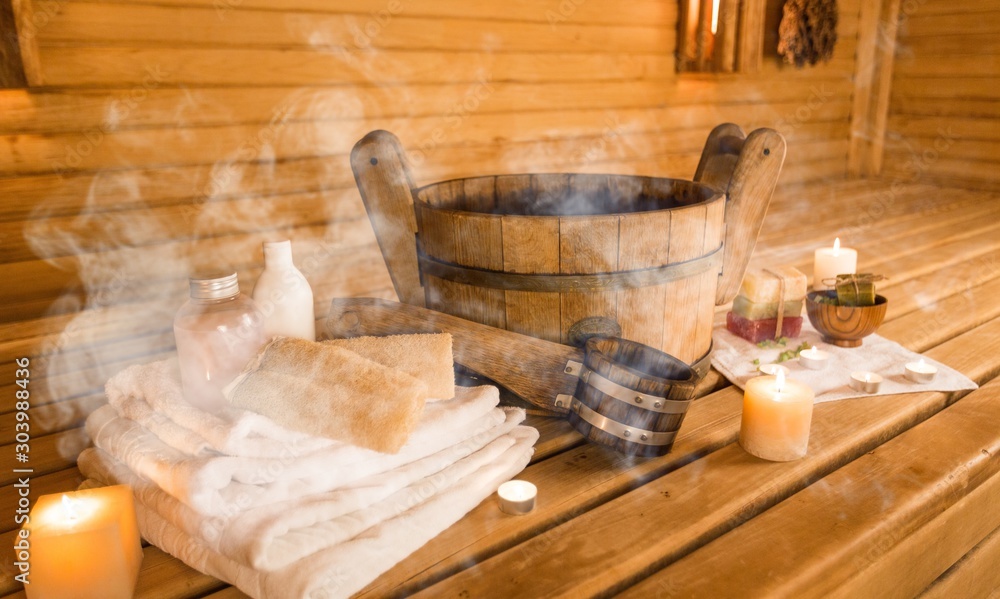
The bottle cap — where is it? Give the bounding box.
[189,271,240,300]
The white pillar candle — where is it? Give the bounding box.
[497,480,537,515]
[850,371,882,394]
[905,358,938,384]
[813,238,858,291]
[739,370,815,462]
[798,346,829,370]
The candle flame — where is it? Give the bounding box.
[775,368,785,392]
[918,358,925,368]
[61,494,80,521]
[833,237,841,256]
[865,373,871,383]
[711,0,720,33]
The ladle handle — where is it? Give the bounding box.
[695,124,786,305]
[351,130,426,307]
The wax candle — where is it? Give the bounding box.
[798,346,829,370]
[850,371,882,393]
[18,485,142,599]
[497,480,537,516]
[905,358,937,384]
[813,238,858,291]
[758,363,789,377]
[739,370,815,462]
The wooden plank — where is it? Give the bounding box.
[5,0,41,86]
[616,210,670,349]
[659,204,706,363]
[736,0,765,73]
[921,523,1000,599]
[558,213,619,345]
[893,55,1000,79]
[452,211,505,329]
[896,32,1000,55]
[0,100,852,177]
[0,392,105,443]
[502,214,560,343]
[46,0,675,27]
[0,79,856,136]
[38,3,673,55]
[0,0,28,87]
[35,46,675,87]
[405,316,1000,598]
[848,0,900,176]
[0,428,90,486]
[621,380,1000,598]
[902,10,1000,39]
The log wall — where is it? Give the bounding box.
[883,0,1000,190]
[1,0,862,327]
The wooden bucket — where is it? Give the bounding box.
[569,337,697,457]
[351,124,785,368]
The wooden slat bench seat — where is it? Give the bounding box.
[1,178,999,598]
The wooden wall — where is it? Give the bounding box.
[1,0,863,325]
[882,0,1000,189]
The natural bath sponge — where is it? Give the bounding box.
[324,333,455,400]
[224,337,427,454]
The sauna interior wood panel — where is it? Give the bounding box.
[883,0,1000,190]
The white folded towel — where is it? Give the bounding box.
[80,425,538,599]
[105,359,335,458]
[79,408,526,570]
[86,385,505,515]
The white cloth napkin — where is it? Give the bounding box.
[711,320,977,402]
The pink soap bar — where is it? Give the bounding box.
[726,311,803,343]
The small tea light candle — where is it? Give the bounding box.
[739,370,815,462]
[497,480,537,516]
[850,371,882,394]
[798,346,829,370]
[19,485,142,599]
[905,358,938,384]
[813,237,858,291]
[758,363,790,376]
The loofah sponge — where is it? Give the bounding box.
[324,333,455,400]
[224,337,428,454]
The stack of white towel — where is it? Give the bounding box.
[79,359,538,598]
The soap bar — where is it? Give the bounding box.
[835,274,877,307]
[732,295,804,320]
[726,311,803,343]
[738,266,808,303]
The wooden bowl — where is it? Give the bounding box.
[805,291,887,348]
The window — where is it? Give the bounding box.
[677,0,765,74]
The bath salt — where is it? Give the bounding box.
[726,311,803,343]
[732,296,804,320]
[738,266,807,304]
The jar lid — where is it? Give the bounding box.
[189,271,240,300]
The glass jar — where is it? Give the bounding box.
[173,271,265,411]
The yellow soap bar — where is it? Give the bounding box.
[738,266,807,304]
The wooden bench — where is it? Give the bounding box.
[2,177,1000,597]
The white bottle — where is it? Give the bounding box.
[252,240,316,341]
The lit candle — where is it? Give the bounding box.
[497,480,537,516]
[18,485,142,599]
[758,363,789,376]
[739,370,815,462]
[905,358,938,384]
[850,371,882,394]
[798,346,829,370]
[813,238,858,291]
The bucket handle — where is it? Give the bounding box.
[351,130,426,307]
[694,123,787,305]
